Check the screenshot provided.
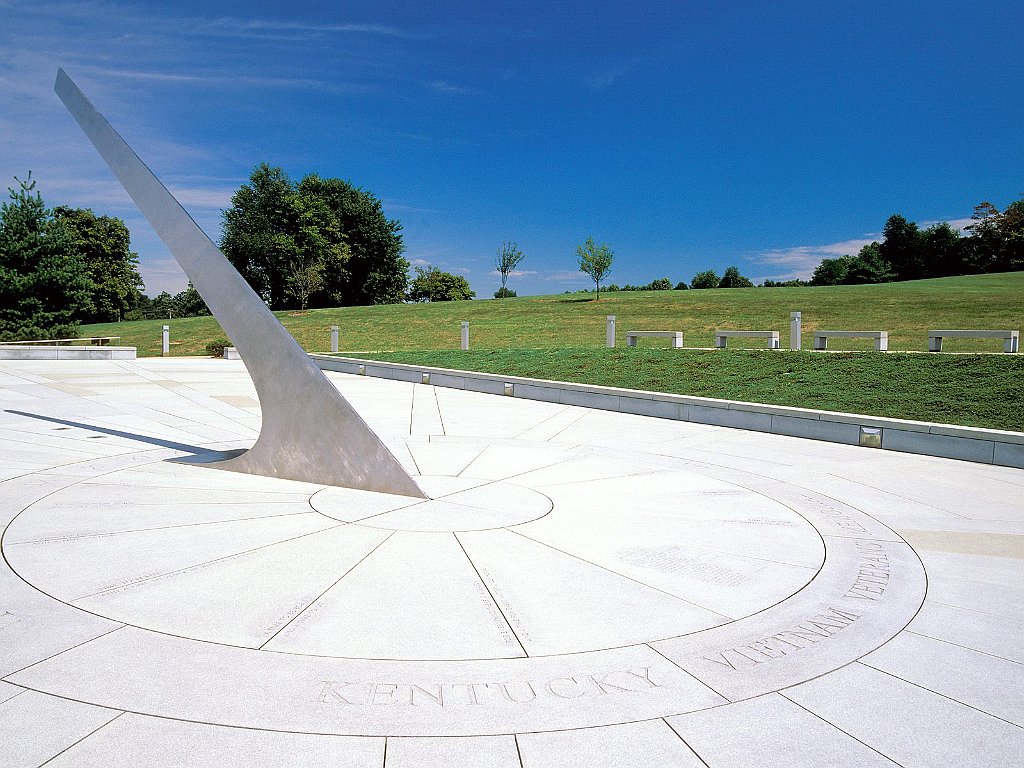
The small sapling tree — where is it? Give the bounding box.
[576,237,614,299]
[494,241,524,298]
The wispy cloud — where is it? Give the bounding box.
[427,80,471,95]
[750,216,978,281]
[922,217,973,231]
[490,269,538,278]
[73,64,330,90]
[540,269,589,283]
[192,17,429,42]
[753,235,879,279]
[383,201,444,215]
[581,60,641,91]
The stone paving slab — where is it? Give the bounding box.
[0,358,1021,765]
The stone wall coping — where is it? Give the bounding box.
[315,355,1024,451]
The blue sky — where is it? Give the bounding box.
[2,1,1021,297]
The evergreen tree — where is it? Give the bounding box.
[879,214,924,281]
[0,175,90,340]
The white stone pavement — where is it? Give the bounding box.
[0,358,1021,767]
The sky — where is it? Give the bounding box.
[1,0,1022,298]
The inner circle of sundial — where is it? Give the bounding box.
[2,435,925,737]
[5,443,823,660]
[310,475,555,532]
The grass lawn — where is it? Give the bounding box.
[77,272,1023,430]
[82,272,1024,356]
[352,348,1023,432]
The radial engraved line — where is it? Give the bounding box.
[8,510,315,546]
[777,692,911,766]
[453,531,529,657]
[37,711,127,768]
[645,642,729,701]
[511,405,573,439]
[509,530,733,619]
[661,719,713,768]
[258,530,396,649]
[854,660,1024,729]
[71,521,352,602]
[432,386,447,436]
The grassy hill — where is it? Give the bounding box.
[83,272,1024,356]
[77,273,1023,431]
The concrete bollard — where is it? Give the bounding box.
[790,312,802,350]
[461,321,469,351]
[330,325,339,353]
[162,325,169,356]
[607,315,616,348]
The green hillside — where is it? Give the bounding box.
[76,273,1024,430]
[82,272,1024,356]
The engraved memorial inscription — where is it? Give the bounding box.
[317,667,664,707]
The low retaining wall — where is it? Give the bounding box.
[0,345,137,360]
[313,354,1024,469]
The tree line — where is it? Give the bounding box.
[0,164,428,339]
[0,174,144,340]
[810,197,1023,286]
[5,163,1020,341]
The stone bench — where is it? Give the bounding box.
[715,330,780,349]
[626,331,683,349]
[813,331,888,351]
[928,329,1019,353]
[223,346,241,360]
[0,336,120,346]
[0,344,136,360]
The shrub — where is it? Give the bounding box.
[493,286,517,298]
[205,338,231,357]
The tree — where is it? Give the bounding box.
[174,282,210,317]
[407,265,475,302]
[576,238,613,298]
[1001,198,1024,270]
[220,164,408,309]
[843,242,893,284]
[495,241,524,298]
[296,174,406,306]
[52,206,143,322]
[690,269,720,289]
[674,280,689,290]
[151,291,176,318]
[920,222,965,278]
[810,257,852,286]
[965,198,1024,273]
[0,174,91,341]
[879,214,924,281]
[220,164,297,308]
[648,277,673,290]
[719,266,753,288]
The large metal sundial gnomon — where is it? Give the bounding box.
[55,69,424,498]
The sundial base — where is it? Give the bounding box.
[1,358,1021,765]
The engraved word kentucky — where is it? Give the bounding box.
[318,667,661,707]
